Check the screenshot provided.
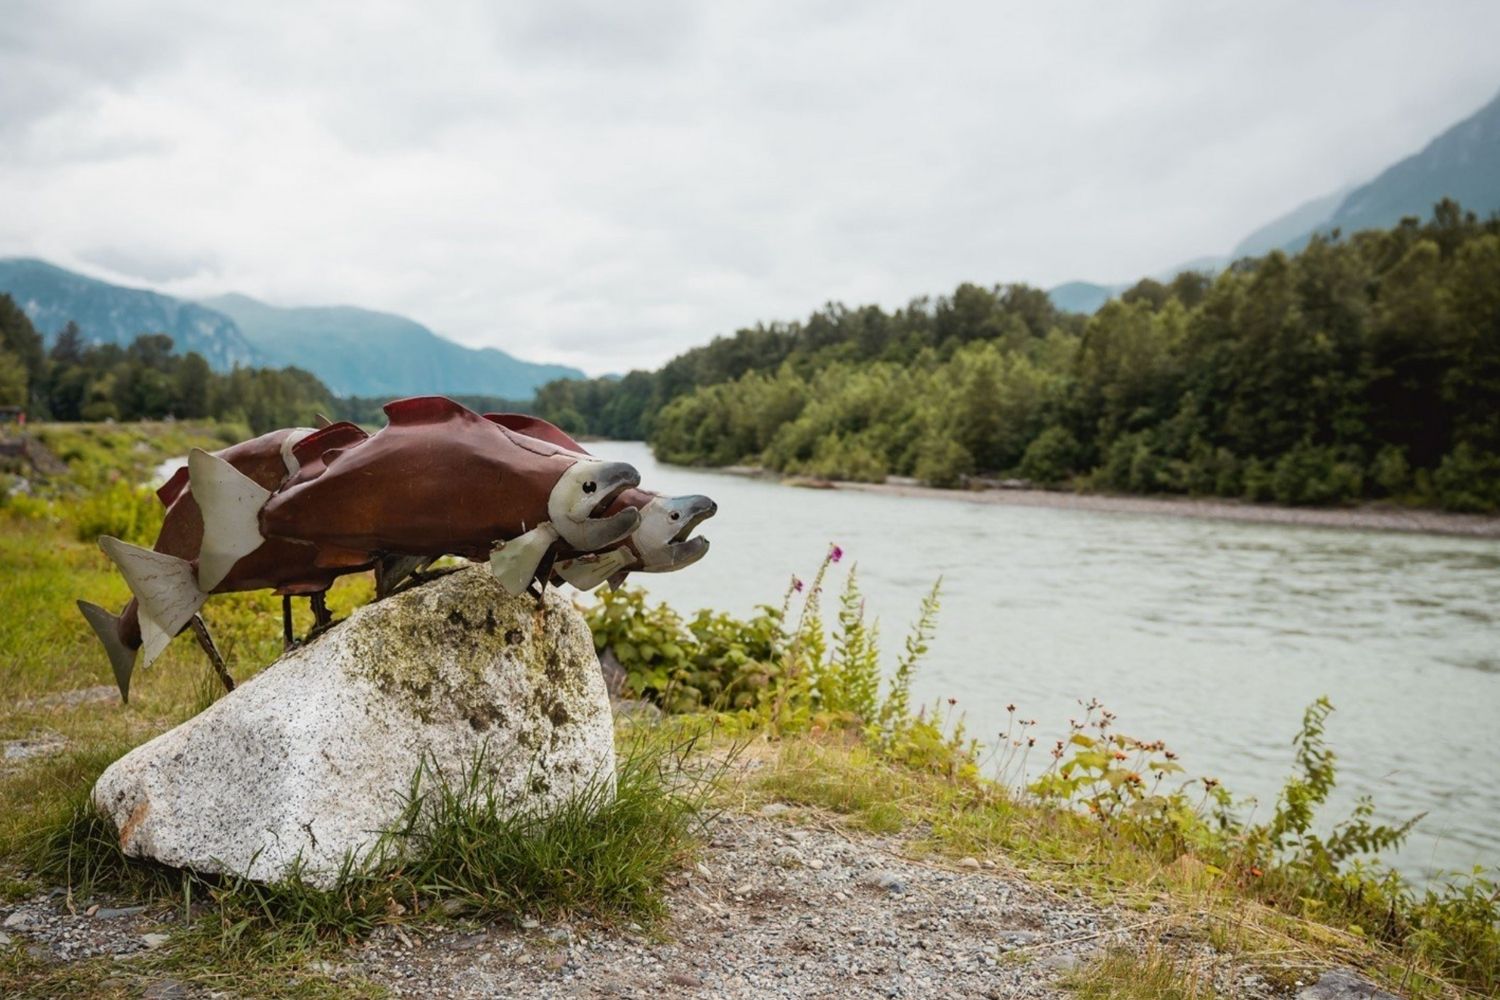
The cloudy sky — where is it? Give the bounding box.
[2,2,1498,374]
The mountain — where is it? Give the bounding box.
[0,257,585,398]
[203,294,583,398]
[1231,186,1353,258]
[0,258,260,370]
[1046,281,1124,315]
[1051,87,1500,315]
[1320,88,1500,239]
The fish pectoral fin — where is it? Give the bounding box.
[77,600,138,703]
[555,549,633,592]
[97,538,205,668]
[489,524,560,596]
[606,571,630,590]
[189,448,270,591]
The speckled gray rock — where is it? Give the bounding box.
[92,565,615,887]
[1297,969,1402,1000]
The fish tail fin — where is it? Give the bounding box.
[98,537,205,668]
[77,600,139,703]
[189,447,270,590]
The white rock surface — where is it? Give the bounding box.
[92,565,616,887]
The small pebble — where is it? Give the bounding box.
[94,906,147,920]
[141,933,171,949]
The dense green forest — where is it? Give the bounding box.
[0,300,336,433]
[534,202,1500,512]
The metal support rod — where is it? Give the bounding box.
[189,614,235,694]
[282,595,295,649]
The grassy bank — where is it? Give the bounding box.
[1,422,1495,998]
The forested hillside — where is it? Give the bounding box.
[0,300,334,433]
[535,202,1500,512]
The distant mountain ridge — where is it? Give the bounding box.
[202,293,583,399]
[1049,86,1500,314]
[0,258,261,370]
[0,259,583,398]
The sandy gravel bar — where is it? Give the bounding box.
[812,479,1500,539]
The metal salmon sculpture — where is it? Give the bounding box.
[482,414,717,591]
[77,422,369,701]
[80,397,644,701]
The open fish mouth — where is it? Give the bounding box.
[646,494,716,571]
[550,459,642,551]
[669,496,717,543]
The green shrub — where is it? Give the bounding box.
[1370,444,1411,497]
[1270,442,1364,505]
[66,478,164,545]
[1017,426,1082,484]
[1434,443,1500,512]
[912,433,973,487]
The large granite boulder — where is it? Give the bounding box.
[92,565,615,887]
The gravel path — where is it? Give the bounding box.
[0,805,1380,999]
[350,808,1134,999]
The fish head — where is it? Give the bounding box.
[632,492,717,572]
[546,457,643,551]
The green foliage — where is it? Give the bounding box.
[1434,443,1500,512]
[1017,425,1082,483]
[586,586,783,713]
[14,730,714,975]
[1031,696,1498,993]
[1067,946,1221,1000]
[67,479,165,545]
[541,204,1500,513]
[391,730,718,922]
[0,300,338,430]
[1269,442,1365,505]
[586,545,971,776]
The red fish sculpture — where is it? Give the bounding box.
[84,397,643,700]
[78,421,370,701]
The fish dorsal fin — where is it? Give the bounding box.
[483,413,591,454]
[382,396,481,426]
[156,465,191,508]
[496,425,584,459]
[290,421,368,467]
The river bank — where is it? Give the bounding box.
[716,465,1500,538]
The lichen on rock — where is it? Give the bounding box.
[91,564,616,887]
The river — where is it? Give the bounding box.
[602,442,1500,881]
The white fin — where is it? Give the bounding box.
[555,548,633,592]
[189,448,270,591]
[98,537,205,667]
[77,600,138,703]
[488,523,559,596]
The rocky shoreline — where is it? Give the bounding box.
[718,466,1500,539]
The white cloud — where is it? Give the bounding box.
[1,0,1497,374]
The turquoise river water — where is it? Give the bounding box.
[604,442,1500,881]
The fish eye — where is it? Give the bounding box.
[670,512,681,520]
[582,481,597,494]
